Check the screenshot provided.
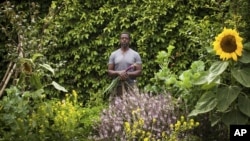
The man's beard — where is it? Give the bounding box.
[121,43,129,48]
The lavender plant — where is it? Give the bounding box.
[93,91,178,140]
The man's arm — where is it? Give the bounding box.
[107,64,118,77]
[127,64,142,79]
[107,64,128,80]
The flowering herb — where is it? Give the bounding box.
[93,92,177,140]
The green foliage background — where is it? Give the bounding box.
[1,0,250,103]
[38,0,230,102]
[1,0,250,140]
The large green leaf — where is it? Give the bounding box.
[222,109,248,126]
[210,114,222,127]
[188,91,217,117]
[232,68,250,87]
[193,61,228,85]
[193,72,220,85]
[238,95,250,117]
[243,42,250,51]
[216,86,241,112]
[193,71,209,85]
[201,77,220,90]
[207,73,220,84]
[209,61,229,76]
[238,50,250,63]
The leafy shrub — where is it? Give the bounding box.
[0,87,33,140]
[29,90,86,140]
[0,87,103,141]
[93,92,180,140]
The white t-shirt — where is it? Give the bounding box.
[108,48,142,82]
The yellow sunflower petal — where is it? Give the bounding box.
[235,50,242,56]
[216,48,223,55]
[231,53,238,61]
[221,53,230,60]
[219,52,227,60]
[235,45,243,56]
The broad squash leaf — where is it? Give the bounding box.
[232,68,250,87]
[209,61,229,76]
[193,71,209,85]
[238,50,250,63]
[188,91,217,117]
[216,86,241,112]
[222,109,248,126]
[201,77,220,90]
[210,114,222,127]
[238,95,250,117]
[243,42,250,51]
[193,61,228,85]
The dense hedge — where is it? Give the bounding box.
[1,1,250,140]
[1,0,250,103]
[40,0,231,103]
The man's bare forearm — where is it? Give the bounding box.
[127,70,141,78]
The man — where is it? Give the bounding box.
[107,31,142,97]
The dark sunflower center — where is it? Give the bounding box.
[220,35,237,53]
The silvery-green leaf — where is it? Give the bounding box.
[209,61,228,76]
[39,64,55,75]
[51,81,68,92]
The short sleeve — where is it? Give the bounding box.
[108,52,115,65]
[135,52,142,64]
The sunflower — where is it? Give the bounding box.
[213,28,243,61]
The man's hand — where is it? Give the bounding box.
[118,70,129,80]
